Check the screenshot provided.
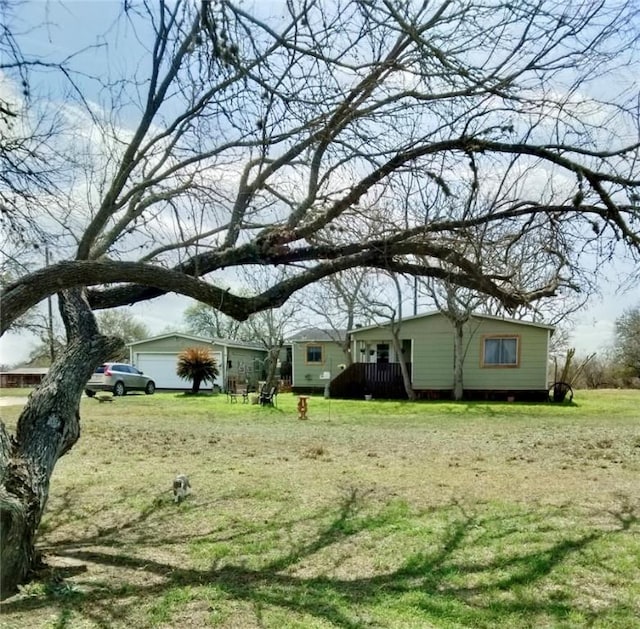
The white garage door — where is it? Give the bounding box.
[135,353,222,390]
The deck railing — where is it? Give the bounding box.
[329,362,410,399]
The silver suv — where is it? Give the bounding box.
[85,363,156,397]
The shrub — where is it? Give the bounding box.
[176,346,219,394]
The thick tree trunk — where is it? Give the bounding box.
[0,289,122,600]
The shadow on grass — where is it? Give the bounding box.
[3,491,638,628]
[171,391,218,400]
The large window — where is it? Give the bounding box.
[305,344,323,364]
[483,336,519,367]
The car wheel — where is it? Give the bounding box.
[113,381,126,396]
[145,381,155,395]
[85,389,96,398]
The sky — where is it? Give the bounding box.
[0,1,638,367]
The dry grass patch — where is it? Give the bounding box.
[0,390,638,628]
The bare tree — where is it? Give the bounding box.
[414,166,598,399]
[183,301,295,389]
[421,280,480,401]
[614,305,640,377]
[360,272,416,400]
[3,2,639,331]
[247,311,288,391]
[2,0,640,597]
[183,270,299,387]
[241,269,300,389]
[0,290,122,598]
[183,301,251,341]
[95,309,150,362]
[302,268,381,364]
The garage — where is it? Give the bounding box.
[135,352,222,390]
[128,333,268,393]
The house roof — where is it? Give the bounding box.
[286,327,348,342]
[348,311,555,334]
[127,332,266,351]
[0,367,49,375]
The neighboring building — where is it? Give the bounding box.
[330,312,554,401]
[128,333,269,391]
[287,327,349,393]
[0,367,49,388]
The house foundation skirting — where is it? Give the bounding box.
[414,389,550,402]
[327,387,550,402]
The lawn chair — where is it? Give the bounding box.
[259,385,278,407]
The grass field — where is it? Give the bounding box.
[0,390,639,628]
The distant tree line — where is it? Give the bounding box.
[564,305,640,389]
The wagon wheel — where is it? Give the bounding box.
[548,381,573,403]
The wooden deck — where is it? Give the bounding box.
[327,362,548,402]
[329,362,409,399]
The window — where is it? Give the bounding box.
[483,336,519,367]
[306,344,323,364]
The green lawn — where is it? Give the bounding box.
[1,390,639,628]
[0,387,34,397]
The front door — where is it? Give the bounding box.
[376,343,389,364]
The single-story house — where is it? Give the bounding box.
[287,327,349,394]
[0,367,49,388]
[329,312,554,401]
[128,333,269,391]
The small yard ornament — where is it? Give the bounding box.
[172,474,191,503]
[297,395,309,420]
